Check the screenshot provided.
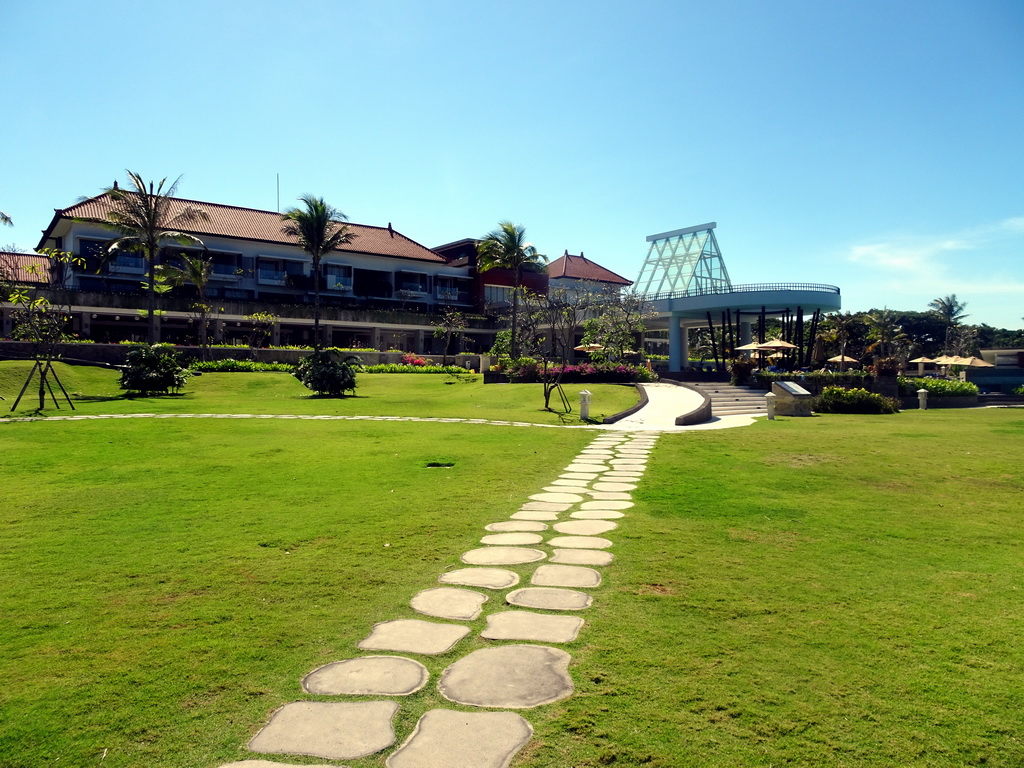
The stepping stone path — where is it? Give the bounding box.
[227,430,659,767]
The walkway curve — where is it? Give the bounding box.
[0,385,759,432]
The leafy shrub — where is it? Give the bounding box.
[898,377,979,397]
[507,360,656,383]
[294,351,360,396]
[119,344,191,394]
[814,386,900,414]
[189,359,294,373]
[874,357,900,376]
[401,354,429,366]
[727,357,756,385]
[1014,385,1024,396]
[362,363,469,374]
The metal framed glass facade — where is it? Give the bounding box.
[634,222,732,298]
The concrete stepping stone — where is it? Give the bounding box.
[542,485,585,494]
[579,450,615,457]
[531,563,602,587]
[507,586,593,610]
[564,465,607,474]
[550,549,614,566]
[439,645,573,708]
[559,472,599,480]
[520,501,571,512]
[547,535,613,550]
[439,568,519,589]
[249,700,398,760]
[611,459,647,467]
[485,521,547,532]
[479,532,544,546]
[603,471,643,479]
[529,492,584,504]
[570,509,625,520]
[554,520,618,535]
[581,500,633,510]
[481,611,585,642]
[411,587,488,620]
[387,709,532,768]
[511,510,560,521]
[462,547,546,565]
[220,761,336,768]
[358,619,470,655]
[303,656,428,696]
[592,482,638,492]
[548,479,590,487]
[587,492,633,501]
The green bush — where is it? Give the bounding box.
[898,377,979,397]
[361,363,469,374]
[1014,385,1024,396]
[293,350,359,396]
[119,344,191,395]
[189,359,295,373]
[814,386,900,414]
[507,360,656,383]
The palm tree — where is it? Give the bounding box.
[102,172,209,344]
[928,294,969,354]
[159,252,213,358]
[477,221,547,359]
[280,195,355,351]
[862,308,904,360]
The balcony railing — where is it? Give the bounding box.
[258,270,287,286]
[642,282,841,302]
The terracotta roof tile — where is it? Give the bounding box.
[1,252,51,284]
[56,193,446,264]
[548,252,632,286]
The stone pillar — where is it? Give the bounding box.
[415,329,425,354]
[271,322,281,346]
[740,321,752,346]
[371,327,382,351]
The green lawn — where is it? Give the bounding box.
[1,370,1021,767]
[0,362,639,424]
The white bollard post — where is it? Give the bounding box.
[764,391,777,420]
[917,388,929,410]
[579,389,592,421]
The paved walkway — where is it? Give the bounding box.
[0,383,759,433]
[219,430,662,768]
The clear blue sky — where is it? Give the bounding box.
[3,0,1022,328]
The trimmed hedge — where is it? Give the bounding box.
[814,386,900,414]
[507,361,657,384]
[898,377,979,397]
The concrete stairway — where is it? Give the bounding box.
[687,382,770,417]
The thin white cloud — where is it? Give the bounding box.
[999,216,1024,233]
[848,239,968,272]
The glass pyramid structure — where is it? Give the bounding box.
[634,222,732,297]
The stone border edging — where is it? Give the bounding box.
[601,383,648,423]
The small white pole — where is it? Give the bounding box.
[765,391,777,420]
[917,388,929,410]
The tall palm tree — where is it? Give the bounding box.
[102,172,209,344]
[281,195,355,351]
[928,294,969,354]
[477,221,547,359]
[862,308,904,360]
[159,252,213,358]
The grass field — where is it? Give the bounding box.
[1,366,1021,767]
[0,362,639,424]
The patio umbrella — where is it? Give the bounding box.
[828,354,859,363]
[573,343,604,352]
[760,338,798,350]
[932,354,958,365]
[734,341,767,351]
[955,356,995,367]
[909,356,935,375]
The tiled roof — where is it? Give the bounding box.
[547,251,632,286]
[1,252,51,284]
[50,193,446,263]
